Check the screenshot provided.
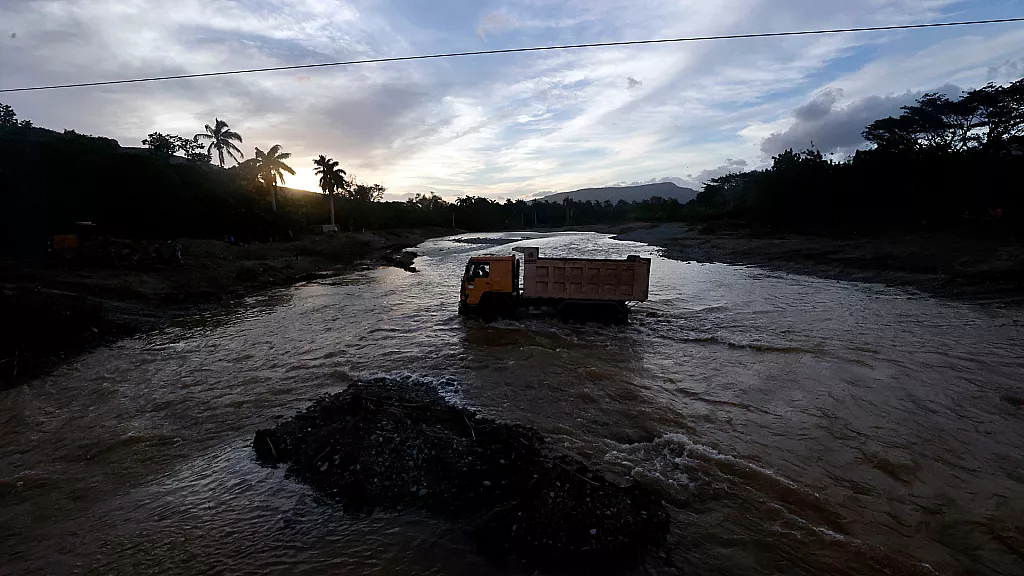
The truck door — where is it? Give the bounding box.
[463,262,492,305]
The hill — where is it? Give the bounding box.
[537,182,698,204]
[279,186,319,197]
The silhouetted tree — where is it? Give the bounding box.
[0,102,33,128]
[143,132,212,163]
[863,116,919,153]
[350,182,385,202]
[864,82,1024,156]
[177,137,213,163]
[686,79,1024,234]
[313,155,347,226]
[231,158,262,191]
[142,132,178,156]
[964,79,1024,153]
[254,145,295,212]
[194,118,243,167]
[408,192,448,211]
[0,103,17,127]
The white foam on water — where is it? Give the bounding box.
[486,319,525,331]
[605,432,825,509]
[604,435,698,497]
[654,433,806,493]
[352,370,466,407]
[766,502,849,542]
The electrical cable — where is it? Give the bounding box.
[2,17,1022,93]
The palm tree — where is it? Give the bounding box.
[313,155,347,226]
[194,118,243,167]
[254,145,295,211]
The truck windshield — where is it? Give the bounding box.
[466,262,490,280]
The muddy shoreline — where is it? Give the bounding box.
[615,223,1024,304]
[0,228,451,388]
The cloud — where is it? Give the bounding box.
[383,192,417,202]
[665,159,752,190]
[685,159,751,187]
[476,11,512,40]
[3,0,1023,198]
[988,57,1024,83]
[760,86,961,158]
[832,25,1024,100]
[613,160,750,190]
[793,87,845,123]
[616,176,687,187]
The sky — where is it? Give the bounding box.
[2,0,1023,201]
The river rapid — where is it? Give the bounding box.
[2,231,1023,575]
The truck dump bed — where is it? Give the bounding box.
[519,247,651,302]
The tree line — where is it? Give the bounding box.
[139,118,389,224]
[0,101,690,256]
[2,77,1021,256]
[688,79,1024,234]
[383,77,1024,236]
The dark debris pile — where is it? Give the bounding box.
[254,377,669,573]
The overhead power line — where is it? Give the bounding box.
[2,17,1023,93]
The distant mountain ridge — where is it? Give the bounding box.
[536,182,698,204]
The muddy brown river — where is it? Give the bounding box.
[2,232,1023,575]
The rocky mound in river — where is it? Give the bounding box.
[253,377,669,573]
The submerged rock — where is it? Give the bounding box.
[254,377,669,574]
[382,249,417,272]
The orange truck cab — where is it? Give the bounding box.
[459,256,518,313]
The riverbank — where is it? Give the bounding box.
[616,223,1024,303]
[0,228,451,388]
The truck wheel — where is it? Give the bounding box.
[479,305,497,323]
[558,304,575,324]
[615,302,630,325]
[477,295,498,323]
[479,293,517,323]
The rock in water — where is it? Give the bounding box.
[253,376,669,574]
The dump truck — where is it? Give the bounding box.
[458,247,651,324]
[50,222,99,259]
[49,222,181,267]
